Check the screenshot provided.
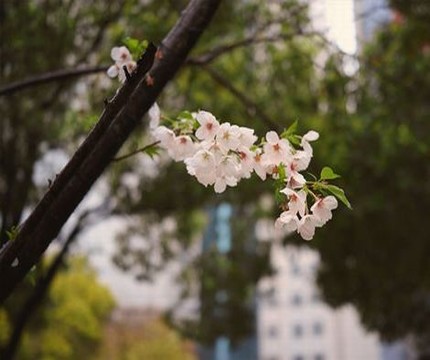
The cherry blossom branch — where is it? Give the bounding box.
[0,0,222,303]
[113,140,160,162]
[0,66,109,97]
[201,65,281,131]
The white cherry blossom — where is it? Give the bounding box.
[237,126,257,148]
[261,131,291,166]
[170,135,196,161]
[253,149,268,181]
[148,103,161,130]
[195,111,220,140]
[153,126,175,149]
[216,122,240,151]
[275,211,299,232]
[107,65,120,78]
[300,130,319,158]
[297,214,319,241]
[302,130,319,143]
[107,46,136,83]
[311,196,338,225]
[280,188,307,217]
[185,149,217,186]
[111,46,132,63]
[217,155,239,178]
[237,147,255,179]
[214,176,238,193]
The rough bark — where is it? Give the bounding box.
[0,0,222,303]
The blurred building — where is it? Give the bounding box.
[199,204,258,360]
[353,0,393,45]
[256,238,380,360]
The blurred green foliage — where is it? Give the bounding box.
[0,309,11,347]
[96,316,196,360]
[1,257,115,359]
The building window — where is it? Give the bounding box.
[291,293,303,306]
[268,326,279,338]
[267,294,277,307]
[291,263,300,276]
[311,292,321,303]
[313,322,324,336]
[292,324,303,338]
[314,354,325,360]
[292,355,304,360]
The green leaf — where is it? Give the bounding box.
[26,266,37,286]
[320,166,341,180]
[123,37,139,51]
[277,164,286,181]
[143,145,160,159]
[281,120,298,138]
[320,184,352,209]
[177,111,194,121]
[6,226,19,242]
[287,134,301,146]
[122,37,148,58]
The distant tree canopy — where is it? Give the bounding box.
[96,315,196,360]
[1,257,115,359]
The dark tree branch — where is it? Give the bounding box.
[187,31,311,66]
[0,66,109,97]
[201,65,281,131]
[0,29,321,97]
[0,0,222,303]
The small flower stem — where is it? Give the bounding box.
[161,115,175,123]
[304,185,319,201]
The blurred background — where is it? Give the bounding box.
[1,0,429,359]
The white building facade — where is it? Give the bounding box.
[257,242,381,360]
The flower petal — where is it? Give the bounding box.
[107,65,119,78]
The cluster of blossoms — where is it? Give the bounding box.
[107,46,136,83]
[150,109,341,241]
[108,45,348,241]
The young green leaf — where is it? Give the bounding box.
[177,110,194,121]
[6,226,19,242]
[281,120,298,138]
[320,184,352,209]
[143,145,160,159]
[287,134,301,146]
[320,166,341,180]
[123,37,148,58]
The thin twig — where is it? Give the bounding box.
[0,65,109,97]
[187,30,318,65]
[201,65,281,131]
[113,141,160,162]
